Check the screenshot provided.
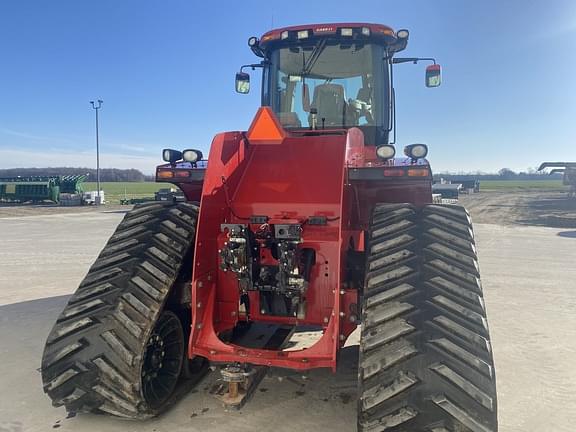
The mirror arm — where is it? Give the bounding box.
[392,57,437,65]
[240,61,269,73]
[387,56,396,144]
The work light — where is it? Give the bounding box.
[248,37,258,47]
[376,145,396,160]
[297,30,309,39]
[162,149,182,164]
[182,149,203,163]
[396,29,409,39]
[404,144,428,159]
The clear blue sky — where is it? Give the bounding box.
[1,0,575,174]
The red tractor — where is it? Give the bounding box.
[41,23,498,431]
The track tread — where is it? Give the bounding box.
[358,203,497,432]
[41,202,198,418]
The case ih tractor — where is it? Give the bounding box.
[41,23,498,431]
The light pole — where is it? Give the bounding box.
[90,100,103,205]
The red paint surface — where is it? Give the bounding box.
[160,108,431,371]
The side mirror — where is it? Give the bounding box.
[235,72,250,94]
[425,64,442,87]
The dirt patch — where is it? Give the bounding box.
[459,190,576,228]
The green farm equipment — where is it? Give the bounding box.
[0,175,87,203]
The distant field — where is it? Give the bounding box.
[479,179,565,191]
[83,179,566,203]
[84,182,164,203]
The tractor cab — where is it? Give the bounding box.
[236,23,441,145]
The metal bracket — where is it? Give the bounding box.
[212,364,268,410]
[221,223,246,234]
[274,224,301,240]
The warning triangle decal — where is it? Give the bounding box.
[246,107,286,145]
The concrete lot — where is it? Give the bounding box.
[1,209,575,431]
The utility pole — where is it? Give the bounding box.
[90,100,103,205]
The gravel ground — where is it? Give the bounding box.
[0,203,130,219]
[459,190,576,228]
[1,193,575,431]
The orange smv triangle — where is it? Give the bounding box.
[246,107,286,145]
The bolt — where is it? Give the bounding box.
[196,323,203,329]
[339,334,345,341]
[339,312,345,317]
[323,317,329,323]
[340,290,345,295]
[197,302,202,308]
[198,281,203,288]
[261,309,266,315]
[209,350,217,355]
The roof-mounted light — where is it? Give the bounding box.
[248,36,259,47]
[361,27,371,36]
[396,29,409,39]
[281,31,289,40]
[297,30,309,39]
[341,28,353,36]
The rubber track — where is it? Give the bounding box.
[41,202,198,418]
[358,204,498,432]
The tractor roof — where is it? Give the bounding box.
[259,22,398,47]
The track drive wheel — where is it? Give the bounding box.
[358,204,498,432]
[41,202,202,418]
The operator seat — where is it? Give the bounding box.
[310,84,347,127]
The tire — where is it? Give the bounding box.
[41,202,199,418]
[358,204,497,432]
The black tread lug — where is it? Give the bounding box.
[358,203,497,432]
[41,202,199,419]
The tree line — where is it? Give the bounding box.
[0,167,154,182]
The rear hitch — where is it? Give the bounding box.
[212,363,268,409]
